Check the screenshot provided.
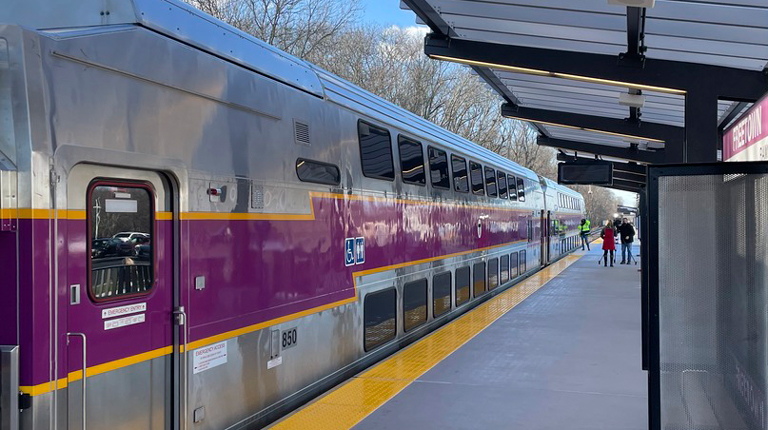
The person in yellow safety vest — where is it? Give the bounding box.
[579,218,591,251]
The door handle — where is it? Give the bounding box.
[67,332,87,430]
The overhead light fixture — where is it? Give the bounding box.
[503,115,665,143]
[427,54,686,95]
[608,0,655,7]
[619,93,645,108]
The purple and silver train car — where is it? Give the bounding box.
[0,1,585,429]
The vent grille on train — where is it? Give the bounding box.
[294,120,310,146]
[251,183,264,209]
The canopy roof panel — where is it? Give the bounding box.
[403,0,768,174]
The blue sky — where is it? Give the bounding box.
[360,0,421,27]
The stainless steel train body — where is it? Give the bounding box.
[0,1,585,428]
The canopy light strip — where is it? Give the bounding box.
[428,54,687,96]
[503,116,666,144]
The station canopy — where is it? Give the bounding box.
[401,0,768,192]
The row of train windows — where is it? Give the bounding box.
[364,250,527,351]
[293,120,529,202]
[558,192,581,211]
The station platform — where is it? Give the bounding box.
[272,242,646,430]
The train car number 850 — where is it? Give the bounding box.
[282,328,298,350]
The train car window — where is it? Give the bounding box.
[88,183,154,301]
[451,155,469,193]
[497,172,508,199]
[510,252,519,279]
[364,288,397,351]
[508,175,518,201]
[428,146,450,189]
[470,162,484,195]
[358,120,395,181]
[500,254,509,284]
[517,177,526,202]
[484,167,497,197]
[295,158,341,186]
[488,258,499,290]
[433,272,452,318]
[403,279,428,332]
[473,261,486,297]
[456,266,470,306]
[520,250,527,273]
[397,136,426,185]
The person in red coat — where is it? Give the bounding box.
[600,220,616,267]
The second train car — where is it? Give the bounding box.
[0,1,586,429]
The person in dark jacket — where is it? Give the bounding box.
[601,220,615,267]
[619,218,636,264]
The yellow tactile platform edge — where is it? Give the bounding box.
[271,253,584,430]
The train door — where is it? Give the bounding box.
[65,165,177,430]
[540,210,547,267]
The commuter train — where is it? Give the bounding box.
[0,1,585,428]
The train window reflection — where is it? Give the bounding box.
[520,250,527,273]
[403,279,427,332]
[296,158,341,185]
[89,183,154,301]
[398,136,426,185]
[497,172,508,199]
[451,155,469,193]
[484,167,497,197]
[500,255,509,284]
[364,288,397,351]
[358,120,395,181]
[488,258,499,290]
[428,146,450,189]
[473,262,486,297]
[433,272,452,317]
[470,162,484,195]
[517,177,526,202]
[455,266,470,306]
[510,252,519,279]
[508,175,517,201]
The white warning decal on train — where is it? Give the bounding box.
[102,302,147,319]
[104,313,145,330]
[193,341,228,374]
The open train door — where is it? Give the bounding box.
[539,210,548,267]
[647,162,768,430]
[64,164,180,430]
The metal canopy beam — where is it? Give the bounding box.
[718,101,749,133]
[624,7,645,62]
[503,104,684,146]
[425,35,768,101]
[541,136,673,164]
[611,178,643,193]
[614,170,646,185]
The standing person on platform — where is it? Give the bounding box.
[600,220,615,267]
[579,218,591,251]
[619,218,636,264]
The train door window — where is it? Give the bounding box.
[470,162,484,195]
[358,120,394,181]
[397,135,426,185]
[364,288,397,351]
[500,254,509,284]
[89,183,154,301]
[508,175,518,201]
[510,252,519,279]
[451,155,469,193]
[428,146,450,189]
[484,167,497,197]
[520,250,527,273]
[517,178,526,202]
[497,172,508,199]
[403,279,427,332]
[295,158,341,186]
[456,266,470,306]
[473,262,486,297]
[433,272,452,318]
[488,258,499,290]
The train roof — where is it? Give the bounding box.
[3,0,540,180]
